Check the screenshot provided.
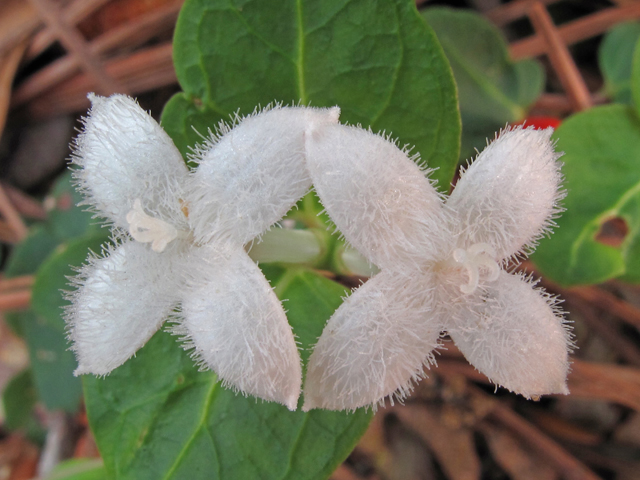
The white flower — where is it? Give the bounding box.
[302,124,572,411]
[66,94,340,410]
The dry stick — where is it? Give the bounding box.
[522,260,640,335]
[0,275,35,292]
[28,0,124,96]
[568,285,640,331]
[528,2,592,112]
[0,41,28,137]
[0,290,31,310]
[0,0,40,58]
[533,92,608,115]
[1,182,47,220]
[0,221,18,243]
[0,184,28,242]
[26,0,113,60]
[511,3,640,59]
[566,296,640,366]
[26,42,175,118]
[437,358,640,412]
[485,0,559,26]
[473,389,603,480]
[569,360,640,411]
[13,2,181,107]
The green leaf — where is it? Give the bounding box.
[27,232,110,411]
[46,171,101,241]
[44,459,107,480]
[532,104,640,285]
[3,226,61,336]
[85,268,372,480]
[169,0,460,189]
[2,369,37,430]
[599,22,640,105]
[4,225,60,279]
[422,6,544,161]
[3,170,100,337]
[632,34,640,116]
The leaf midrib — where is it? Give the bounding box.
[160,379,219,480]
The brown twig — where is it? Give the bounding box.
[14,2,181,107]
[26,42,175,118]
[0,184,28,242]
[437,358,640,412]
[532,92,609,115]
[485,0,559,27]
[569,359,640,411]
[566,296,640,366]
[26,0,113,60]
[511,3,640,59]
[569,285,640,331]
[0,275,35,292]
[0,221,19,243]
[479,389,602,480]
[528,2,592,111]
[0,41,28,137]
[28,0,124,96]
[0,290,31,311]
[0,0,39,57]
[1,183,47,220]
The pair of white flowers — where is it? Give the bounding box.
[67,94,571,412]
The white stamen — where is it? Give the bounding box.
[126,199,178,252]
[452,242,500,294]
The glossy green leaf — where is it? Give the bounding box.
[422,7,544,161]
[4,170,101,337]
[2,369,37,431]
[44,459,107,480]
[3,226,61,336]
[632,34,640,116]
[28,233,110,411]
[599,22,640,105]
[168,0,460,189]
[533,104,640,285]
[84,268,372,480]
[46,171,101,240]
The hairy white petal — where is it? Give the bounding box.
[303,269,441,412]
[306,124,446,269]
[446,270,571,398]
[66,241,181,376]
[187,105,340,245]
[71,94,189,229]
[175,244,302,410]
[446,126,564,260]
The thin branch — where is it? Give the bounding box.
[0,41,28,137]
[26,0,113,60]
[1,182,47,220]
[532,92,608,115]
[0,275,35,292]
[528,2,592,111]
[28,0,124,96]
[25,42,175,118]
[0,183,28,241]
[568,285,640,331]
[0,290,31,310]
[567,296,640,366]
[14,2,181,107]
[476,388,602,480]
[0,0,40,57]
[511,3,640,59]
[485,0,559,26]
